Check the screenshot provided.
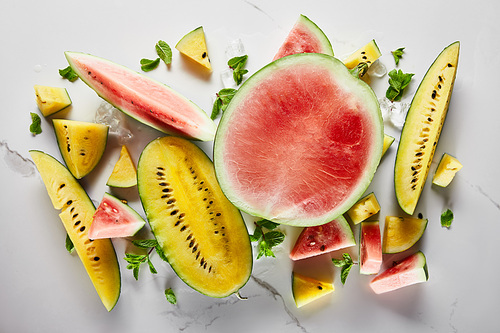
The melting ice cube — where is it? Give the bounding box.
[220,68,237,88]
[367,60,387,78]
[378,97,410,130]
[95,101,133,144]
[225,38,246,60]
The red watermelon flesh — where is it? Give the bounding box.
[89,192,146,240]
[359,221,382,275]
[370,251,429,294]
[290,216,355,261]
[65,52,216,141]
[273,14,334,60]
[214,53,383,226]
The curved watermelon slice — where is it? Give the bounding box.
[290,216,355,261]
[273,14,334,60]
[65,52,216,141]
[89,192,146,240]
[214,53,383,226]
[370,251,429,294]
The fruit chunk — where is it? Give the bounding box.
[395,42,460,214]
[346,192,380,224]
[382,216,428,253]
[34,85,72,116]
[214,53,383,227]
[53,119,108,179]
[137,136,252,298]
[432,153,462,187]
[359,221,382,275]
[29,150,120,311]
[106,145,137,187]
[292,272,334,308]
[273,14,334,60]
[370,251,428,294]
[65,51,216,141]
[89,192,146,239]
[290,216,355,261]
[175,26,212,71]
[382,134,395,156]
[343,40,382,70]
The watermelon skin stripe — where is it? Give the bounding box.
[65,52,217,141]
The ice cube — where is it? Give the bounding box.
[220,68,237,88]
[367,60,387,78]
[390,102,409,129]
[95,101,133,144]
[378,97,394,121]
[225,38,246,60]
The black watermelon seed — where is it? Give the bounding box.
[94,257,100,261]
[80,226,85,232]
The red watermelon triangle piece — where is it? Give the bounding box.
[290,216,355,261]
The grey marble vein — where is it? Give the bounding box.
[251,275,309,333]
[0,140,36,177]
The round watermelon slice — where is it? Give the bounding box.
[213,53,383,227]
[89,192,146,239]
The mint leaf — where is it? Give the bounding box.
[140,58,160,72]
[251,220,284,259]
[211,88,237,119]
[156,40,172,65]
[392,47,405,66]
[132,239,158,249]
[332,253,355,285]
[441,209,454,228]
[165,288,177,304]
[30,112,42,135]
[59,66,79,81]
[228,55,248,85]
[65,234,74,253]
[386,69,414,102]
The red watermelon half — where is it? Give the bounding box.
[273,14,334,60]
[213,53,383,227]
[290,216,355,261]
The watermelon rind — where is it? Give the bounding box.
[214,53,383,227]
[89,192,146,240]
[65,51,217,141]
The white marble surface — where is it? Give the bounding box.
[1,0,499,332]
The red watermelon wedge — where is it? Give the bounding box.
[370,251,429,294]
[89,192,146,239]
[290,216,355,261]
[273,15,334,60]
[213,53,383,226]
[359,221,382,275]
[65,52,216,141]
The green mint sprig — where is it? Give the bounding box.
[385,69,414,102]
[156,40,172,66]
[165,288,177,304]
[392,47,405,66]
[332,253,356,285]
[29,112,42,135]
[140,58,160,72]
[228,55,248,85]
[441,209,454,228]
[59,66,79,81]
[211,88,237,119]
[124,239,162,280]
[250,219,285,259]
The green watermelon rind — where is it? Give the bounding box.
[89,192,146,239]
[214,53,383,227]
[293,14,334,56]
[64,51,216,141]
